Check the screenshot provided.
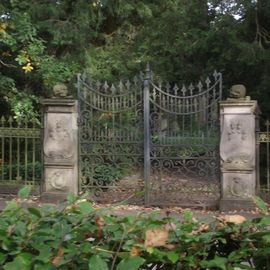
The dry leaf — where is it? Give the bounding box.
[50,248,63,265]
[130,246,141,256]
[144,227,169,248]
[164,222,177,231]
[95,216,104,237]
[164,243,176,250]
[190,223,209,235]
[220,215,246,225]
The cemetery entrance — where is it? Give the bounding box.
[77,69,222,207]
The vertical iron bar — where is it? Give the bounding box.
[1,117,4,181]
[77,74,81,125]
[255,116,260,193]
[1,134,4,181]
[144,63,151,206]
[9,118,12,181]
[25,134,28,182]
[219,73,223,99]
[77,73,81,191]
[206,90,209,137]
[267,121,270,192]
[32,122,36,184]
[16,120,20,182]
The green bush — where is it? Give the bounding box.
[0,189,269,269]
[93,164,124,186]
[1,162,42,181]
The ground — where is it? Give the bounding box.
[0,193,269,221]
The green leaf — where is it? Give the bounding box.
[28,207,42,218]
[182,210,194,223]
[167,251,179,263]
[78,201,93,215]
[0,252,7,265]
[34,264,56,270]
[252,196,269,214]
[4,253,32,270]
[67,193,77,204]
[88,255,108,270]
[200,256,227,270]
[18,186,31,199]
[35,246,52,263]
[116,257,145,270]
[40,204,56,214]
[262,234,270,243]
[4,200,18,211]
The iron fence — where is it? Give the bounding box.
[0,116,41,192]
[257,120,270,197]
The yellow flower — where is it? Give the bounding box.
[22,62,34,73]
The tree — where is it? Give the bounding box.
[1,0,270,118]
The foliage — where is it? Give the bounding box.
[8,90,40,123]
[0,190,269,269]
[2,161,42,181]
[1,0,270,118]
[93,164,124,186]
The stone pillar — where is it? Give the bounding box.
[42,97,78,201]
[219,85,258,210]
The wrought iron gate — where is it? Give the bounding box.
[78,68,222,206]
[77,74,144,203]
[144,66,222,206]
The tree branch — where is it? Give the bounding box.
[0,59,17,68]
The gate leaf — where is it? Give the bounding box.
[88,255,108,270]
[116,257,145,270]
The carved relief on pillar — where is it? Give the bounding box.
[227,120,247,141]
[44,114,74,163]
[220,116,255,170]
[226,176,250,198]
[49,170,68,190]
[45,168,72,192]
[222,173,255,200]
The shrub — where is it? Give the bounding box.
[0,188,269,269]
[1,162,42,181]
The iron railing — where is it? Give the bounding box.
[258,119,270,195]
[0,116,41,191]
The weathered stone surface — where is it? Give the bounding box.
[222,172,255,199]
[220,198,254,211]
[220,110,256,171]
[42,98,78,196]
[44,114,75,164]
[52,83,71,98]
[219,95,258,210]
[44,167,75,192]
[227,84,251,102]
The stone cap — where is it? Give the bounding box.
[42,98,76,106]
[219,100,259,115]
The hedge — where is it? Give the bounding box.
[0,187,269,270]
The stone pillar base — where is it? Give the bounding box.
[41,192,68,204]
[220,198,254,211]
